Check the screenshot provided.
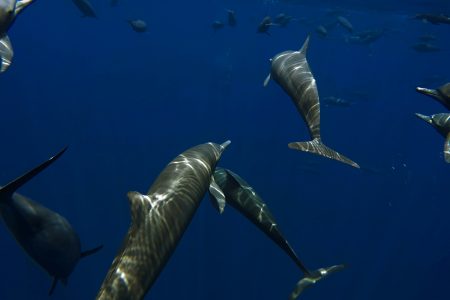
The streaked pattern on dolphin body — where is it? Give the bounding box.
[0,0,35,72]
[71,0,97,18]
[0,147,103,295]
[210,168,344,299]
[95,141,230,300]
[264,36,359,168]
[416,83,450,110]
[415,113,450,163]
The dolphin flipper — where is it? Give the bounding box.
[445,133,450,163]
[288,138,360,168]
[14,0,35,14]
[0,35,13,73]
[289,264,345,300]
[81,245,104,258]
[208,175,226,214]
[0,147,68,199]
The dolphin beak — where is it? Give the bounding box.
[220,140,231,151]
[415,113,433,124]
[416,87,438,98]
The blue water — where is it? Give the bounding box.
[1,0,449,299]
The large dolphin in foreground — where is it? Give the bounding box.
[0,0,35,72]
[415,113,450,163]
[416,82,450,110]
[95,141,231,300]
[264,36,360,168]
[0,147,103,295]
[210,168,344,299]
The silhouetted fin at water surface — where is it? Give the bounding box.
[0,147,103,295]
[416,83,450,110]
[415,113,450,163]
[210,168,345,299]
[264,35,359,168]
[95,141,230,300]
[0,0,35,72]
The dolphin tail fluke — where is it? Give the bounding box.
[0,35,13,73]
[288,139,359,168]
[289,264,345,300]
[0,147,68,200]
[81,244,104,258]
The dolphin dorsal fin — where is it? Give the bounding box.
[0,147,67,199]
[48,277,58,296]
[299,35,311,55]
[127,191,155,226]
[81,245,104,258]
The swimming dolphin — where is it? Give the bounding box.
[257,16,273,35]
[337,16,353,32]
[127,19,147,33]
[414,13,450,25]
[0,147,103,295]
[210,168,345,299]
[71,0,97,18]
[412,42,440,53]
[227,9,236,27]
[416,82,450,110]
[264,36,360,168]
[415,113,450,163]
[95,141,230,300]
[0,0,35,72]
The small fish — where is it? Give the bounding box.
[212,20,224,31]
[127,19,147,33]
[71,0,97,18]
[227,9,236,27]
[337,16,353,32]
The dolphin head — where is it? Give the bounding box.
[0,0,16,33]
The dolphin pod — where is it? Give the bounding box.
[415,113,450,163]
[0,0,35,72]
[210,167,344,299]
[0,147,103,295]
[95,141,231,300]
[264,36,360,168]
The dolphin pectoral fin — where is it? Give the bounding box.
[14,0,35,14]
[81,244,104,258]
[263,73,271,87]
[289,264,345,300]
[299,35,311,54]
[48,277,58,296]
[444,133,450,163]
[0,147,68,199]
[208,175,226,214]
[288,139,360,168]
[0,35,13,73]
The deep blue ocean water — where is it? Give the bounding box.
[0,0,449,299]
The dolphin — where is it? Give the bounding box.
[0,147,103,295]
[127,19,147,33]
[71,0,97,18]
[415,113,450,163]
[337,16,353,32]
[95,141,230,300]
[0,0,35,72]
[416,82,450,110]
[210,168,345,299]
[227,9,236,27]
[414,13,450,25]
[257,16,273,35]
[264,36,360,168]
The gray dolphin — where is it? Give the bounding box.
[127,19,147,33]
[264,36,360,168]
[415,113,450,163]
[0,147,103,295]
[416,83,450,110]
[210,168,344,299]
[95,141,230,300]
[71,0,97,18]
[0,0,35,72]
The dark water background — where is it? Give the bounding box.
[0,0,449,299]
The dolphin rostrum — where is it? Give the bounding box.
[95,141,231,300]
[0,0,35,72]
[416,82,450,110]
[0,147,103,295]
[415,113,450,163]
[264,36,360,168]
[210,167,344,299]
